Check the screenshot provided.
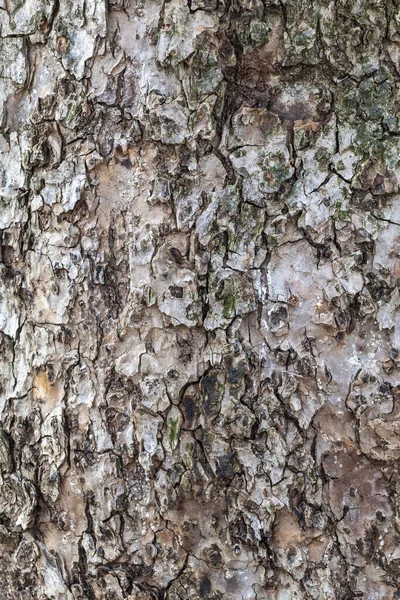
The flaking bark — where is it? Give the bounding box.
[1,0,400,598]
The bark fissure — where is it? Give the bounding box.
[1,0,400,598]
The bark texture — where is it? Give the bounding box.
[1,0,400,598]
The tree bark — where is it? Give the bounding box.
[1,0,400,598]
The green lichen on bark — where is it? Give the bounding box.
[1,0,400,598]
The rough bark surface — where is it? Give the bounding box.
[1,0,400,598]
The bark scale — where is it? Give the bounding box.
[1,0,400,598]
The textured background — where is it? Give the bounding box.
[1,0,400,598]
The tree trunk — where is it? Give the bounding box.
[1,0,400,598]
